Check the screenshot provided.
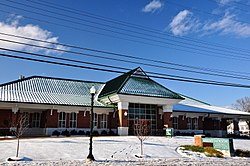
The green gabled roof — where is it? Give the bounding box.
[0,76,111,107]
[99,67,183,99]
[98,68,138,98]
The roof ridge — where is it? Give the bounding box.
[0,75,105,87]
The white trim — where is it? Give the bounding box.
[163,105,173,112]
[0,102,113,112]
[118,102,128,110]
[100,94,182,106]
[57,109,79,113]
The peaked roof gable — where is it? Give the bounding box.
[98,67,139,98]
[99,67,183,99]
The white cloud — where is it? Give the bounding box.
[217,0,239,6]
[169,10,200,36]
[142,0,163,13]
[0,14,66,54]
[203,12,250,37]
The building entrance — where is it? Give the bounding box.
[128,103,157,135]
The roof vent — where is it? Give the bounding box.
[19,75,25,80]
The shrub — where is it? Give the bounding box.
[108,130,118,136]
[52,130,60,136]
[181,145,205,153]
[235,149,250,157]
[204,147,224,158]
[78,130,85,135]
[92,130,99,136]
[61,129,71,137]
[175,131,180,136]
[70,130,78,135]
[85,131,90,136]
[101,130,108,136]
[181,145,224,158]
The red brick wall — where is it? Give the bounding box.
[108,112,118,129]
[46,110,58,128]
[0,110,12,128]
[78,111,90,128]
[163,112,172,128]
[178,116,187,129]
[66,113,70,128]
[157,114,163,129]
[40,111,47,128]
[198,117,203,130]
[204,118,214,130]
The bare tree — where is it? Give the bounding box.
[12,113,29,158]
[232,97,250,132]
[232,97,250,113]
[134,119,150,156]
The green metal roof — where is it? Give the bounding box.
[0,76,110,107]
[98,68,137,98]
[119,77,182,99]
[99,67,183,99]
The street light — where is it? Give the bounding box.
[87,85,96,162]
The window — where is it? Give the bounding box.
[58,112,66,128]
[100,114,107,128]
[194,118,198,130]
[128,103,157,135]
[70,112,77,128]
[93,113,98,128]
[22,112,29,127]
[32,113,41,128]
[173,117,178,129]
[187,117,192,130]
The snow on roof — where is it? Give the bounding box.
[174,103,250,116]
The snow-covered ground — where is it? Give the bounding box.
[0,136,250,165]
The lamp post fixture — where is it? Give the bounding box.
[87,85,96,162]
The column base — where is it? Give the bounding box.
[118,127,128,136]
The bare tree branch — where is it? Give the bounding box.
[134,119,150,156]
[232,97,250,113]
[12,112,29,158]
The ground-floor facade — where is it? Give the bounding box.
[1,101,248,137]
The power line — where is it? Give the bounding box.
[1,31,250,78]
[2,47,240,83]
[1,36,250,81]
[29,0,250,55]
[6,0,250,59]
[1,51,250,88]
[1,1,250,61]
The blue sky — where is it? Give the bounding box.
[0,0,249,107]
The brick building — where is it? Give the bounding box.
[0,67,250,137]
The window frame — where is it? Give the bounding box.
[173,117,178,129]
[187,117,192,130]
[58,112,66,128]
[100,114,107,129]
[194,117,199,130]
[93,113,98,128]
[69,112,77,128]
[32,112,41,128]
